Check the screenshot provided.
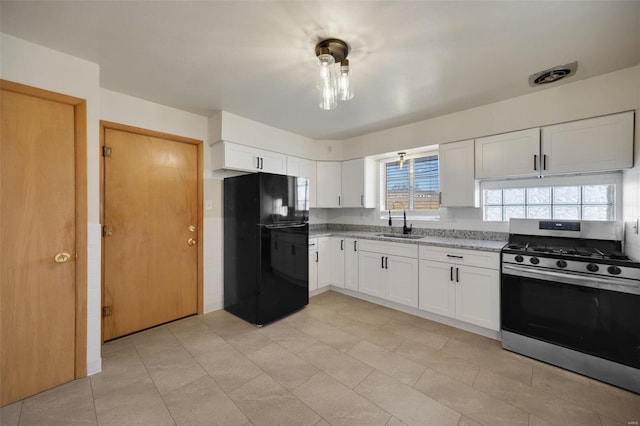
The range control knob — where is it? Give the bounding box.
[514,255,524,263]
[586,263,599,272]
[556,260,568,268]
[530,257,540,265]
[607,266,622,275]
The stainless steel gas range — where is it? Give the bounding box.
[500,219,640,394]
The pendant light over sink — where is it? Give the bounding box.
[315,38,353,110]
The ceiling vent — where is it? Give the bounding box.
[529,61,578,87]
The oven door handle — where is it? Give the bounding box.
[502,264,640,295]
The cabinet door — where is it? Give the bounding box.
[259,149,287,175]
[309,247,318,292]
[439,139,478,207]
[317,237,331,289]
[475,128,540,179]
[344,238,359,291]
[341,158,376,208]
[385,255,418,307]
[418,260,456,318]
[358,251,386,298]
[222,142,261,171]
[541,111,634,174]
[456,265,500,331]
[330,237,345,288]
[316,162,342,208]
[287,156,317,208]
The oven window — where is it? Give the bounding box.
[484,184,615,222]
[501,274,640,368]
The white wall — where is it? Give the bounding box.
[341,66,639,160]
[209,111,343,161]
[324,66,640,234]
[0,33,103,374]
[622,65,640,260]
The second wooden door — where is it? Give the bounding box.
[102,127,198,340]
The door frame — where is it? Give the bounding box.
[1,79,88,378]
[99,121,204,342]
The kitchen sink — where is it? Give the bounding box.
[377,233,423,239]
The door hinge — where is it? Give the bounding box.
[103,146,112,157]
[102,306,113,318]
[102,225,113,237]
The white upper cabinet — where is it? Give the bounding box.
[439,139,479,207]
[211,141,287,175]
[287,156,317,208]
[541,111,634,175]
[341,158,377,208]
[474,128,541,179]
[474,112,634,180]
[316,161,342,208]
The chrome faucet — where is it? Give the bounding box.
[403,210,412,234]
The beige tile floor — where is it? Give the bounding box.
[2,291,639,426]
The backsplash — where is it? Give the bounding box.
[310,222,508,241]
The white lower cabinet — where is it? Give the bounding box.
[358,251,387,298]
[455,265,500,330]
[308,238,318,292]
[330,237,345,288]
[386,255,419,307]
[344,238,359,290]
[317,237,331,289]
[417,260,456,318]
[419,246,500,331]
[358,240,419,308]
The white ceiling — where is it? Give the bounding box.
[2,1,639,139]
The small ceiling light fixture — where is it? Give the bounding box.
[315,38,353,110]
[529,61,578,87]
[398,152,407,169]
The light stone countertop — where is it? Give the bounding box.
[309,230,506,252]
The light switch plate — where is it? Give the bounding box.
[205,200,213,210]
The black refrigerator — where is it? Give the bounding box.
[224,172,309,326]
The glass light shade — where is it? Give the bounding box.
[317,53,337,110]
[338,62,354,101]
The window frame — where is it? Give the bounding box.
[480,172,622,222]
[379,151,440,221]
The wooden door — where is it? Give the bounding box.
[102,127,199,340]
[1,82,87,406]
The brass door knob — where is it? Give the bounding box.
[54,252,71,263]
[188,225,196,232]
[188,238,197,247]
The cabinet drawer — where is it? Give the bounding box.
[359,239,418,258]
[419,245,498,269]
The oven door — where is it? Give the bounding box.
[501,266,640,369]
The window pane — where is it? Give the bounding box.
[553,205,580,219]
[583,185,612,204]
[553,186,580,204]
[504,188,525,205]
[527,187,551,204]
[485,189,502,205]
[527,205,551,219]
[413,156,439,211]
[582,205,612,221]
[485,206,503,221]
[504,206,525,221]
[386,161,410,210]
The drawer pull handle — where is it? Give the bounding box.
[446,254,464,259]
